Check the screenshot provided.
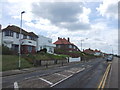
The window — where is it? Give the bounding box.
[5,30,13,37]
[16,33,19,38]
[48,40,52,43]
[40,46,42,50]
[69,45,72,48]
[49,48,52,52]
[28,41,32,43]
[29,36,37,41]
[57,45,61,48]
[28,46,32,52]
[23,35,27,39]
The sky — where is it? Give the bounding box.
[0,0,119,55]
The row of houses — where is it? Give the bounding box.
[83,48,103,56]
[0,25,80,55]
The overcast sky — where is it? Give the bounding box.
[1,0,118,55]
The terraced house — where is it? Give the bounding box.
[1,25,55,54]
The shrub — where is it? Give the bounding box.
[2,45,14,55]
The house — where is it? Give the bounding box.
[37,35,56,54]
[1,25,38,54]
[1,25,56,54]
[83,48,95,55]
[54,37,80,52]
[94,49,102,56]
[83,48,103,56]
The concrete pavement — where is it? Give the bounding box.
[2,61,82,77]
[105,57,119,88]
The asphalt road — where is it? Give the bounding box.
[2,57,108,88]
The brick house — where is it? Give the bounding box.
[1,25,38,54]
[83,48,95,55]
[53,37,80,57]
[83,48,102,56]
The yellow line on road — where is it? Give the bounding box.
[97,63,111,90]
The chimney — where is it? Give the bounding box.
[68,37,70,42]
[58,37,60,40]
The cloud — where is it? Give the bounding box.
[96,0,118,19]
[31,2,91,31]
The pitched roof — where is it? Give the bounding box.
[2,25,38,38]
[83,48,94,54]
[53,38,72,45]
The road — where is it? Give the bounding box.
[2,57,108,88]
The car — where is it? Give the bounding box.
[106,55,113,61]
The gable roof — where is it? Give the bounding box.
[54,38,73,45]
[2,25,38,38]
[83,48,94,54]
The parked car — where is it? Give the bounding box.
[106,55,113,61]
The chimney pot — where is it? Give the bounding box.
[68,37,70,42]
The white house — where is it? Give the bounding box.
[37,35,56,54]
[1,25,38,54]
[1,25,56,54]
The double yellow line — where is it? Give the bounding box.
[97,63,111,90]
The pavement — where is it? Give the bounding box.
[2,60,86,77]
[105,57,119,88]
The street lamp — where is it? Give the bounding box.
[18,11,25,70]
[81,38,88,51]
[109,45,113,55]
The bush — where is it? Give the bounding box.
[37,48,47,53]
[2,45,14,55]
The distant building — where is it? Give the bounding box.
[83,48,102,56]
[83,48,94,55]
[37,35,56,54]
[94,49,102,56]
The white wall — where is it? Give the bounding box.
[69,57,81,62]
[37,35,56,53]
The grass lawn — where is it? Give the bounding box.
[2,55,33,71]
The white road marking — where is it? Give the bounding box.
[14,81,19,89]
[39,78,53,85]
[65,70,75,73]
[24,74,47,80]
[55,73,67,77]
[50,74,73,87]
[76,68,85,73]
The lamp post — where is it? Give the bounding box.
[109,45,113,55]
[81,38,88,51]
[18,11,25,70]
